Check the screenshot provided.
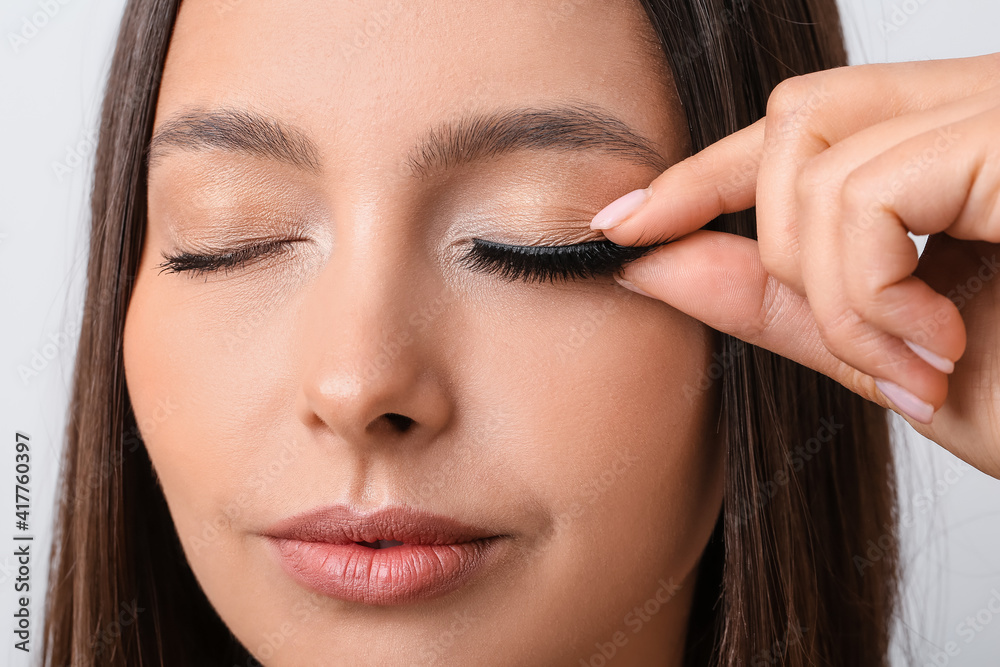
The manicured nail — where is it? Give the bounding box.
[875,378,934,424]
[903,339,955,374]
[614,274,654,298]
[591,187,650,230]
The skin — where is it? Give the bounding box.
[123,0,723,665]
[599,53,1000,479]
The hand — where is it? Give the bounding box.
[590,52,1000,479]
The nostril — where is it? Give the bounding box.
[383,413,414,432]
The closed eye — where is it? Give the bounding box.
[156,239,301,280]
[458,237,669,284]
[155,236,671,284]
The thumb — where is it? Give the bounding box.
[617,230,878,401]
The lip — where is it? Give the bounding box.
[262,504,508,605]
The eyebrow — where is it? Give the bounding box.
[146,103,670,178]
[147,108,322,174]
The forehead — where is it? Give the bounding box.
[154,0,684,169]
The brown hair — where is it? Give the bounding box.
[43,0,898,665]
[636,2,899,665]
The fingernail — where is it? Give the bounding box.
[591,187,650,230]
[875,378,935,424]
[614,274,654,298]
[903,339,955,374]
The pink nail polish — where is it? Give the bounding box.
[591,187,650,230]
[903,339,955,374]
[614,274,654,298]
[875,378,934,424]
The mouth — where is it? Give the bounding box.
[355,539,406,549]
[262,504,510,605]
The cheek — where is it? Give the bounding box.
[122,270,295,569]
[455,285,723,631]
[123,268,321,657]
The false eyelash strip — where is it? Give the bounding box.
[458,238,670,284]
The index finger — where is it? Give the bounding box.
[591,117,765,245]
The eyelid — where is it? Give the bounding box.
[454,214,608,247]
[156,237,306,279]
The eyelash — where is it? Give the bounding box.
[157,239,297,279]
[157,237,668,283]
[459,238,667,283]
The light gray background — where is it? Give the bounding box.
[1,1,998,665]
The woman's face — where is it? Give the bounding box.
[123,0,724,664]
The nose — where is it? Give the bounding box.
[295,235,454,452]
